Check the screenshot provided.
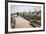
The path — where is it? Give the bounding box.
[15,16,32,28]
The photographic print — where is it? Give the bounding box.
[5,1,45,33]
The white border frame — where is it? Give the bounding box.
[8,2,43,32]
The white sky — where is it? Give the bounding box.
[10,5,41,13]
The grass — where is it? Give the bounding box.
[31,15,41,20]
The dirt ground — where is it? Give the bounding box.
[15,16,32,28]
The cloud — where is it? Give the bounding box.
[10,5,41,13]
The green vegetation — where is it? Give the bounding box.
[31,15,41,20]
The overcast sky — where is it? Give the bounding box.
[10,5,41,13]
